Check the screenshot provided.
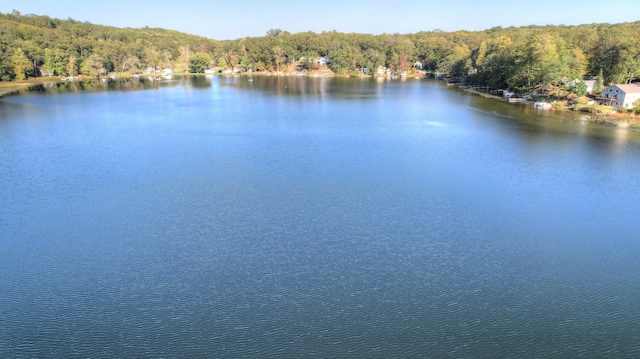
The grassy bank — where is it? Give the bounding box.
[0,73,155,99]
[0,77,65,98]
[463,88,506,101]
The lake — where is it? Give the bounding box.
[1,76,639,357]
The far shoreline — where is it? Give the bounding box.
[2,73,639,129]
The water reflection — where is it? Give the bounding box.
[612,128,630,151]
[6,76,640,154]
[18,76,186,96]
[215,75,392,100]
[462,88,640,155]
[185,75,213,89]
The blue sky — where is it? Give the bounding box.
[3,0,640,40]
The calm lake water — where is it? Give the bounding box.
[1,76,640,357]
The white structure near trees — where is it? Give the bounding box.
[597,84,640,109]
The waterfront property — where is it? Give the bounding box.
[597,84,640,109]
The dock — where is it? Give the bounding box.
[507,98,528,103]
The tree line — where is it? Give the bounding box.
[2,10,640,92]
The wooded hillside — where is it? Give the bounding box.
[2,10,639,91]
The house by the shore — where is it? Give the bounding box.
[584,80,596,93]
[316,56,330,67]
[597,84,640,109]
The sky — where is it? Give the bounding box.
[2,0,640,40]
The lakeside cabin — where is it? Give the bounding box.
[316,56,330,67]
[597,84,640,109]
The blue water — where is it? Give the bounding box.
[1,76,640,357]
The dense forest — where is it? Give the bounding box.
[2,10,640,93]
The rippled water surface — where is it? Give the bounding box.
[2,76,640,357]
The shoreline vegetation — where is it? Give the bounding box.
[0,77,62,98]
[460,86,640,128]
[2,10,640,127]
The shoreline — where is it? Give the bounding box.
[0,71,423,99]
[0,78,65,98]
[461,86,640,129]
[2,75,638,129]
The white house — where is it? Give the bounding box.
[584,80,596,93]
[567,79,596,93]
[221,67,240,74]
[598,84,640,109]
[502,90,515,98]
[316,56,330,67]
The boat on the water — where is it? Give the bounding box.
[534,101,552,109]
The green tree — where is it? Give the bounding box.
[328,42,362,75]
[161,50,173,70]
[144,46,159,71]
[522,34,560,87]
[80,53,105,77]
[619,47,640,84]
[120,53,141,73]
[573,80,588,96]
[633,99,640,115]
[388,37,416,73]
[440,43,471,77]
[588,27,639,84]
[243,36,272,71]
[66,54,77,76]
[18,40,43,71]
[472,36,517,89]
[217,56,230,69]
[568,47,588,81]
[413,35,451,72]
[239,56,251,71]
[43,48,67,76]
[188,52,211,73]
[593,68,604,94]
[362,48,385,74]
[272,45,284,73]
[11,48,32,79]
[175,45,191,72]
